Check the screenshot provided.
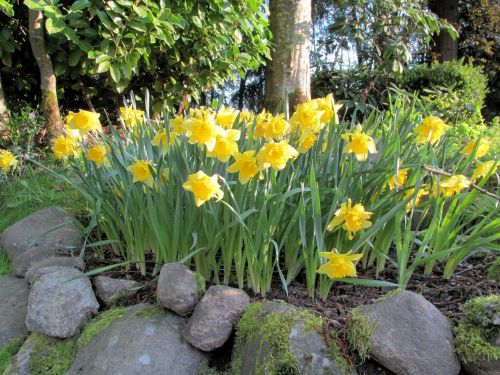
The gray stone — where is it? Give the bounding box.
[24,257,85,285]
[183,285,250,351]
[0,276,28,349]
[358,291,461,375]
[0,207,82,277]
[463,359,500,375]
[157,263,199,316]
[25,267,99,338]
[67,304,208,375]
[94,276,140,306]
[236,301,353,375]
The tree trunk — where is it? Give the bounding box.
[0,74,8,130]
[28,8,62,137]
[264,0,311,111]
[429,0,459,62]
[238,74,247,110]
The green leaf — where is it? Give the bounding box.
[68,49,82,66]
[110,63,122,83]
[45,17,66,34]
[71,0,91,11]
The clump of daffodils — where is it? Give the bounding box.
[0,149,17,172]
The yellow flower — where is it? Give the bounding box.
[341,124,377,161]
[240,110,254,124]
[127,160,154,188]
[152,130,178,154]
[289,101,323,134]
[257,140,298,171]
[227,150,259,184]
[207,129,241,162]
[433,175,470,197]
[0,149,17,172]
[312,93,342,124]
[254,110,273,138]
[183,113,222,151]
[317,250,363,278]
[264,113,290,139]
[68,109,101,135]
[52,136,79,159]
[182,171,224,207]
[461,138,490,158]
[64,111,82,139]
[327,198,373,240]
[297,131,317,154]
[387,168,409,191]
[119,105,144,128]
[216,107,239,129]
[404,188,428,212]
[170,115,186,133]
[471,160,497,182]
[414,116,449,145]
[86,145,110,168]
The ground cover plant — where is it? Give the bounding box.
[4,91,496,298]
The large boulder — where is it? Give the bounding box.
[94,276,140,306]
[183,285,250,351]
[24,256,85,286]
[355,290,460,375]
[0,276,28,350]
[0,207,82,277]
[67,304,208,375]
[157,263,199,315]
[25,267,99,338]
[232,301,355,375]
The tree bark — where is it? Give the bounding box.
[0,74,8,130]
[238,74,247,110]
[264,0,311,111]
[429,0,459,62]
[28,8,62,137]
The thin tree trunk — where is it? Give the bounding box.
[0,74,8,130]
[264,0,311,111]
[429,0,459,62]
[28,8,62,137]
[78,78,95,112]
[238,74,247,110]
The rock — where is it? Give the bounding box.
[25,267,99,338]
[464,360,500,375]
[358,290,460,375]
[94,276,140,306]
[0,276,28,349]
[24,257,85,285]
[0,207,82,277]
[157,263,199,316]
[233,301,354,375]
[67,304,208,375]
[183,285,250,351]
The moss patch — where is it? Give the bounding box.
[454,295,500,364]
[75,307,129,350]
[232,302,350,375]
[486,257,500,283]
[0,335,24,373]
[346,308,375,362]
[0,245,11,276]
[28,333,76,375]
[133,304,164,318]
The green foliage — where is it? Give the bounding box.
[0,245,11,275]
[402,60,493,148]
[455,295,500,363]
[0,107,46,156]
[21,0,270,110]
[0,336,24,374]
[346,308,374,362]
[28,334,76,375]
[486,256,500,282]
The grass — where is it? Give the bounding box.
[0,162,86,275]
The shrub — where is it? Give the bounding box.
[29,92,499,298]
[402,60,492,148]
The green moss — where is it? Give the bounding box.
[0,336,24,373]
[133,304,164,318]
[454,295,500,364]
[76,307,129,350]
[193,272,206,294]
[0,245,11,276]
[28,333,76,375]
[346,308,375,362]
[374,288,402,302]
[322,329,351,375]
[232,302,350,375]
[486,257,500,283]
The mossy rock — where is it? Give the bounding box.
[0,336,24,374]
[486,257,500,283]
[231,301,353,375]
[346,308,375,362]
[455,295,500,374]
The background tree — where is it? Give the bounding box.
[264,0,312,110]
[429,0,459,62]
